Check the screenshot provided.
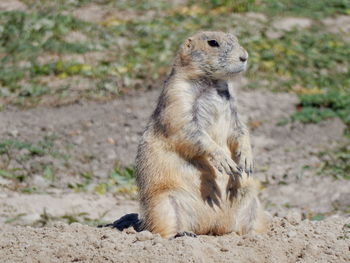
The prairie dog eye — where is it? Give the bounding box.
[207,40,220,47]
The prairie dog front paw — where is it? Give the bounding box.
[208,149,242,180]
[235,137,253,176]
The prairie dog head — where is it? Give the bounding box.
[177,31,248,80]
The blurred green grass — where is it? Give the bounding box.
[0,0,349,109]
[0,136,68,187]
[253,0,350,18]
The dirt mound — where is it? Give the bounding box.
[1,216,349,263]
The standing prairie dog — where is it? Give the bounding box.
[135,31,268,238]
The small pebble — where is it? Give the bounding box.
[153,235,165,245]
[72,136,84,145]
[220,247,229,252]
[136,231,153,241]
[106,149,117,160]
[8,129,19,137]
[32,175,49,188]
[287,231,297,238]
[124,227,136,234]
[237,241,243,246]
[286,210,302,225]
[107,137,116,144]
[21,213,41,224]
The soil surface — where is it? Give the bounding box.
[1,216,349,263]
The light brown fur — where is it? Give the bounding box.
[135,31,269,238]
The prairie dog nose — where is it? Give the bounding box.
[239,49,248,62]
[239,56,247,62]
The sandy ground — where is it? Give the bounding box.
[1,216,349,263]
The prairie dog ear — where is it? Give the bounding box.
[179,38,193,66]
[184,38,193,49]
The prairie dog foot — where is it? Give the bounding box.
[173,231,197,238]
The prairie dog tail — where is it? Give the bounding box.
[99,213,144,232]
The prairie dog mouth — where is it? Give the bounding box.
[230,63,247,74]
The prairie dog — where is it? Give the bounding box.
[135,31,268,238]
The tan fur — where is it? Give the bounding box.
[135,31,269,238]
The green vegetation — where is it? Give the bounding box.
[310,214,325,221]
[5,208,109,226]
[0,136,136,194]
[245,28,350,95]
[290,91,350,128]
[0,10,113,105]
[0,0,349,108]
[203,0,350,18]
[69,166,137,196]
[283,90,350,181]
[33,208,109,227]
[254,0,350,18]
[318,142,350,180]
[0,136,69,190]
[205,0,256,12]
[95,166,136,196]
[20,0,350,18]
[0,11,90,60]
[337,224,349,240]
